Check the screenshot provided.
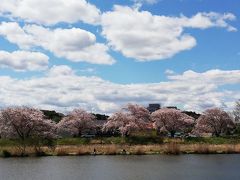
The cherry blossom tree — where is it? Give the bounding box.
[233,100,240,122]
[194,108,235,137]
[57,108,96,137]
[151,108,195,137]
[0,107,57,155]
[103,104,151,136]
[125,104,151,127]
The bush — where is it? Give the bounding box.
[233,125,240,135]
[2,150,11,157]
[35,151,47,157]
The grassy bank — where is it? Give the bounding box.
[54,143,240,155]
[57,136,240,145]
[2,134,240,147]
[1,136,240,157]
[1,143,240,157]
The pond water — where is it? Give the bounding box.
[0,155,239,180]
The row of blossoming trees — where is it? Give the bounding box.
[0,101,239,154]
[104,104,236,137]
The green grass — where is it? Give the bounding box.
[0,139,19,147]
[57,137,124,145]
[57,138,90,145]
[1,135,240,147]
[98,137,123,144]
[56,135,163,145]
[125,136,163,145]
[184,137,240,144]
[98,136,163,145]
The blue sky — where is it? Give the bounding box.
[0,0,239,113]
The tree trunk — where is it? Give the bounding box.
[78,130,82,137]
[170,131,175,138]
[124,131,130,137]
[156,127,160,136]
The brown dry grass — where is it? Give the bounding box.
[179,144,240,154]
[164,143,180,155]
[2,144,240,157]
[99,145,118,155]
[56,148,69,156]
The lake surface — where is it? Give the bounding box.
[0,155,239,180]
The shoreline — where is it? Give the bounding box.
[1,143,240,157]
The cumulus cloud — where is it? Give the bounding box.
[101,6,236,61]
[0,22,35,49]
[48,65,75,77]
[0,22,115,65]
[0,0,101,25]
[168,69,240,85]
[0,50,49,71]
[0,66,239,114]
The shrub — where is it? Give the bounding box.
[35,151,47,157]
[2,150,11,158]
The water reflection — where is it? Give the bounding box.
[0,155,239,180]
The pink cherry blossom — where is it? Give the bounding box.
[0,107,56,154]
[194,108,235,137]
[57,108,96,137]
[103,104,151,136]
[151,108,194,137]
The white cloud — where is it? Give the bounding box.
[168,69,240,85]
[182,12,237,31]
[0,22,115,65]
[79,68,96,74]
[101,6,236,61]
[165,69,175,75]
[0,0,101,25]
[0,50,49,71]
[135,0,158,4]
[0,66,238,114]
[48,65,75,77]
[133,0,159,7]
[0,22,35,49]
